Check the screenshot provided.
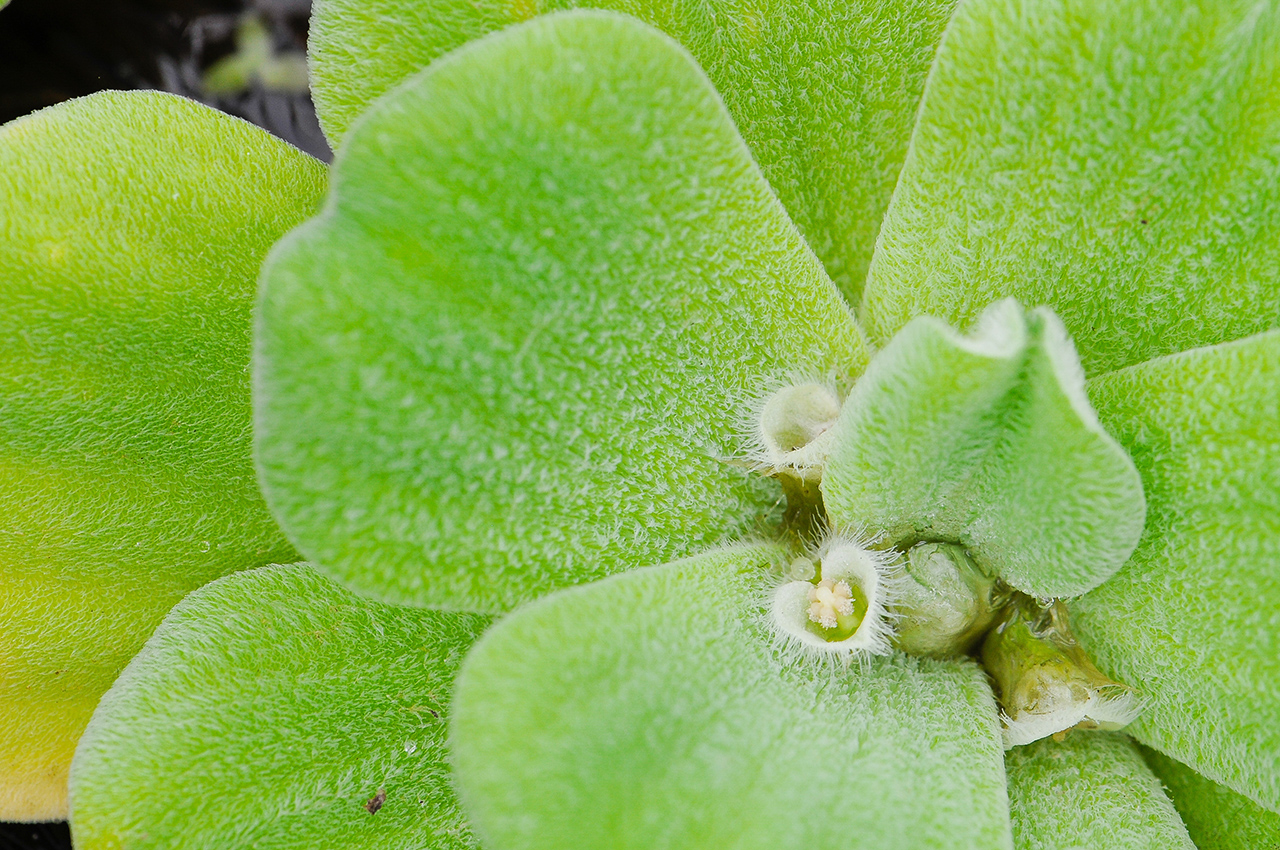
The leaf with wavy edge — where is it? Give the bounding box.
[822,299,1144,598]
[1142,746,1280,850]
[1006,733,1194,850]
[451,545,1013,849]
[0,91,325,820]
[1073,329,1280,812]
[862,0,1280,375]
[256,11,867,613]
[308,0,957,304]
[70,564,489,849]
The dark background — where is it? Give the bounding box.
[0,0,323,845]
[0,0,330,159]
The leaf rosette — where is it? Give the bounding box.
[0,0,1276,847]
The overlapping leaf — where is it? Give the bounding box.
[451,545,1013,849]
[70,564,488,849]
[822,300,1144,598]
[256,11,867,613]
[1005,734,1194,849]
[0,92,325,820]
[1142,747,1280,850]
[1073,329,1280,811]
[863,0,1280,375]
[309,0,956,303]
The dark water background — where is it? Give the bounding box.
[0,0,329,158]
[1,0,323,845]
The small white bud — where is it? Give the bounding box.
[786,556,817,582]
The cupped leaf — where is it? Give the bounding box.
[0,91,325,820]
[822,299,1145,598]
[862,0,1280,374]
[69,564,489,849]
[1142,747,1280,850]
[257,11,867,613]
[309,0,957,303]
[1072,329,1280,811]
[1006,733,1194,850]
[451,545,1014,850]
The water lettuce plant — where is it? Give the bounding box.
[1,0,1278,847]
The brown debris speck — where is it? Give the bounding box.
[365,788,387,814]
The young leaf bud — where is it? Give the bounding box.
[891,542,1006,658]
[982,596,1142,748]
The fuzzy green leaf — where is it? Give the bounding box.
[257,11,867,613]
[822,300,1144,598]
[1072,329,1280,812]
[1006,734,1194,850]
[451,545,1014,850]
[862,0,1280,375]
[1142,747,1280,850]
[69,564,489,849]
[0,92,325,820]
[309,0,956,303]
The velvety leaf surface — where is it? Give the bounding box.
[0,91,325,820]
[1006,733,1194,850]
[451,545,1014,850]
[1072,329,1280,812]
[823,300,1144,598]
[309,0,956,303]
[862,0,1280,375]
[70,564,489,849]
[257,12,867,613]
[1142,747,1280,850]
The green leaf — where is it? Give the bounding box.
[257,11,867,613]
[822,300,1145,598]
[1142,746,1280,850]
[1072,329,1280,812]
[309,0,957,303]
[69,564,489,849]
[451,545,1014,849]
[1006,734,1194,850]
[0,91,325,820]
[862,0,1280,375]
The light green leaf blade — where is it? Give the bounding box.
[0,91,325,820]
[309,0,957,303]
[1006,734,1194,850]
[1072,329,1280,811]
[862,0,1280,374]
[69,564,489,849]
[822,300,1144,598]
[1142,747,1280,850]
[451,545,1014,850]
[257,11,868,613]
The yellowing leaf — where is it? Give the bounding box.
[0,92,326,820]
